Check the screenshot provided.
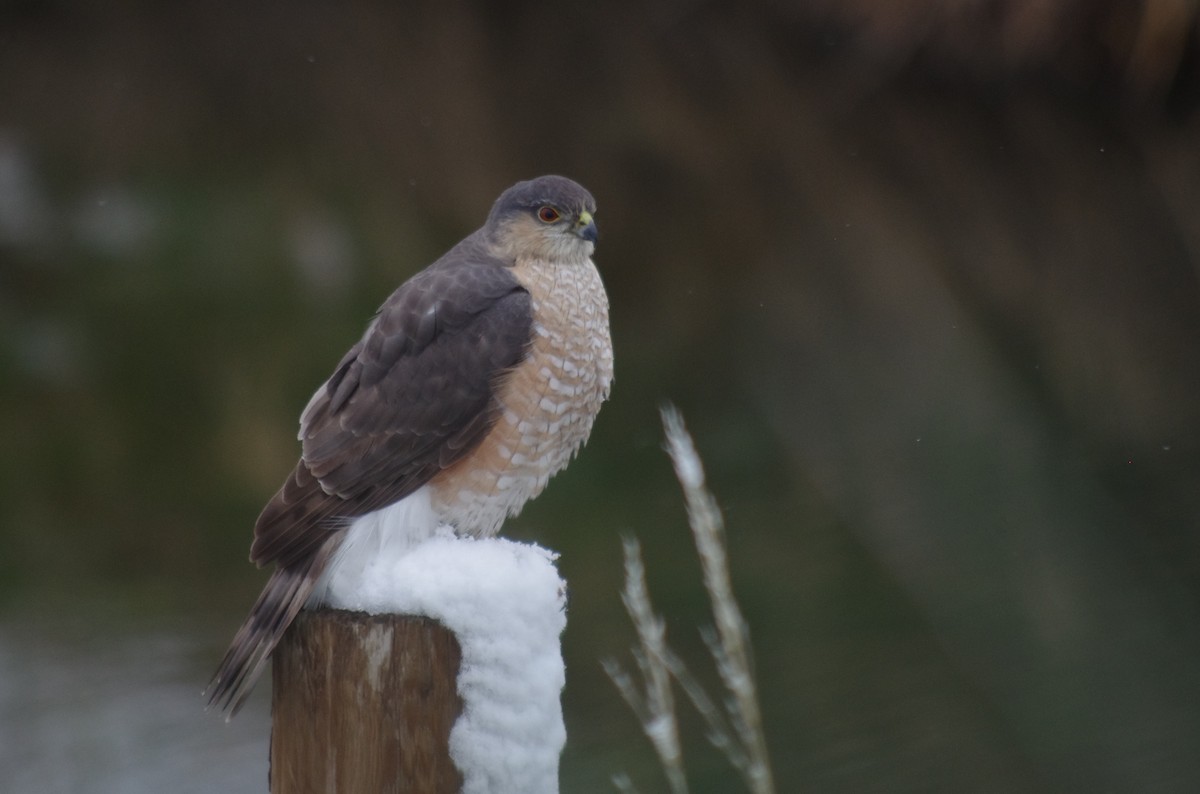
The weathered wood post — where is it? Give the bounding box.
[265,536,568,793]
[269,610,464,794]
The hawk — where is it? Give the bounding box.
[207,175,612,716]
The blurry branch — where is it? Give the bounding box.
[809,0,1199,103]
[605,406,776,794]
[610,772,641,794]
[1126,0,1196,98]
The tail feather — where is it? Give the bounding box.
[205,541,336,718]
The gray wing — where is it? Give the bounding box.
[249,236,533,568]
[208,231,532,717]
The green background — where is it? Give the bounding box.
[3,2,1199,791]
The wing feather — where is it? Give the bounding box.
[250,233,532,567]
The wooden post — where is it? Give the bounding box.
[270,609,464,794]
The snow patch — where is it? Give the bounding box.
[332,530,568,794]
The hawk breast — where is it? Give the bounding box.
[429,254,614,535]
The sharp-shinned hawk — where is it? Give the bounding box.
[207,175,613,716]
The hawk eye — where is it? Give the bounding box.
[537,206,561,223]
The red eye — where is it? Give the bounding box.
[537,206,560,223]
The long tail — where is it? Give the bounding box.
[205,542,335,718]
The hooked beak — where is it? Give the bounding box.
[574,210,598,243]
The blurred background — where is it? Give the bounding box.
[2,1,1200,791]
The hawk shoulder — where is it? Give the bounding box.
[250,232,533,567]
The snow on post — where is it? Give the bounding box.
[271,531,568,794]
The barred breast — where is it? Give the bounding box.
[429,256,613,536]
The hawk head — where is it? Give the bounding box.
[485,175,598,263]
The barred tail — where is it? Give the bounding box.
[205,544,334,718]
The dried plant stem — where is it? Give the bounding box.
[661,405,776,794]
[603,536,689,794]
[607,406,777,793]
